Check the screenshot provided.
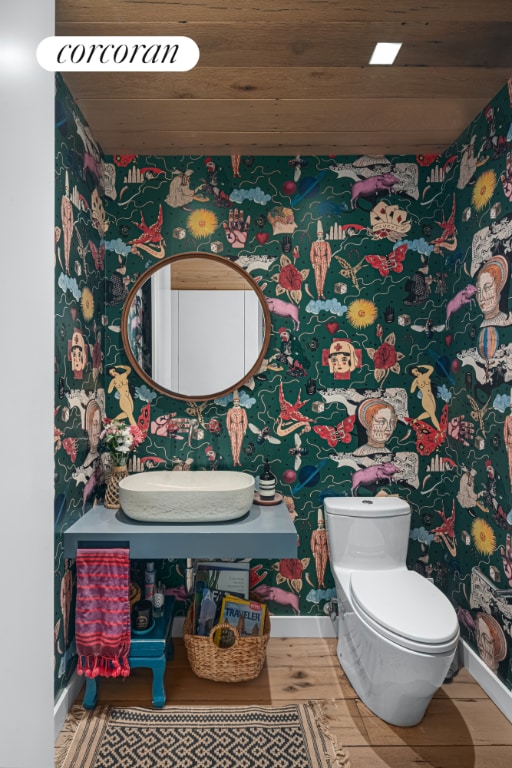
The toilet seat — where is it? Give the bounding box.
[350,569,459,654]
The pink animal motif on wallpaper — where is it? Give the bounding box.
[164,585,189,602]
[265,297,300,330]
[252,584,300,614]
[351,462,399,495]
[350,173,398,209]
[445,284,477,328]
[83,152,103,184]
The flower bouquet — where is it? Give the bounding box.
[101,419,143,508]
[101,418,143,466]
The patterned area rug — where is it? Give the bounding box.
[56,702,351,768]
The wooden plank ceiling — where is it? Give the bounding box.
[57,0,512,157]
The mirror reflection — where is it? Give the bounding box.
[122,253,270,400]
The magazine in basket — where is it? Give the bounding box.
[216,595,267,648]
[193,561,250,636]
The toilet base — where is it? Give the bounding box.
[336,614,457,727]
[337,645,433,726]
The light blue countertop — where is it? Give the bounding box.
[63,501,297,559]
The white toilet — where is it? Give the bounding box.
[324,496,460,727]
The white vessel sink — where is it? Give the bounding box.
[118,470,255,523]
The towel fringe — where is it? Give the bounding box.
[78,654,131,678]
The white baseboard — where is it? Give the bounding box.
[265,615,338,637]
[54,671,84,739]
[460,640,512,723]
[171,614,337,638]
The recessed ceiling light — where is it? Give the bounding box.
[369,42,402,65]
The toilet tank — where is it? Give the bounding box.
[324,497,411,571]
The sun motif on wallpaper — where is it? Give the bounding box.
[80,287,95,321]
[187,208,219,239]
[471,518,496,556]
[472,170,497,211]
[346,298,378,329]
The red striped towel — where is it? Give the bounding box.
[75,548,131,679]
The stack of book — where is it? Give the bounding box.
[192,561,266,647]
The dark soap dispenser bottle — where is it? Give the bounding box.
[259,457,276,501]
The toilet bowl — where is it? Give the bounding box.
[324,497,459,727]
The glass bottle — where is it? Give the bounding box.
[153,581,165,619]
[259,458,276,500]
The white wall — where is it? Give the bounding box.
[0,2,54,766]
[152,280,263,396]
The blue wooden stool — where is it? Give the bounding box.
[83,595,175,709]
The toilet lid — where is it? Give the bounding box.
[350,569,459,646]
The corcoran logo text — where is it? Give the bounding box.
[37,36,200,71]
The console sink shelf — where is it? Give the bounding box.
[63,501,297,559]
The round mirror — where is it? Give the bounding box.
[121,252,272,401]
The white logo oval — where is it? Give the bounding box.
[37,36,200,72]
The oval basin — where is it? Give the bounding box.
[118,470,255,523]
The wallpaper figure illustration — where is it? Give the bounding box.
[309,220,332,300]
[108,365,136,425]
[353,398,398,457]
[475,254,512,327]
[322,338,361,380]
[226,391,248,467]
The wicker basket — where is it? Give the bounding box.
[183,601,270,682]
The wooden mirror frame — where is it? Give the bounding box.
[121,251,272,402]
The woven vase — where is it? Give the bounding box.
[104,464,129,509]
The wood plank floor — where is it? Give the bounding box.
[75,638,512,767]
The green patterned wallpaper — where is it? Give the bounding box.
[54,74,107,695]
[55,73,512,697]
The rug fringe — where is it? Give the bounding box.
[311,700,352,768]
[54,705,86,768]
